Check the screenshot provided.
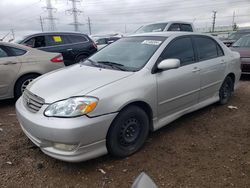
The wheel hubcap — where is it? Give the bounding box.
[119,118,141,146]
[21,79,33,93]
[222,82,231,99]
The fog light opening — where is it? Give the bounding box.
[53,143,77,151]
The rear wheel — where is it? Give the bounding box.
[14,74,39,99]
[219,76,234,105]
[75,55,88,63]
[107,106,149,158]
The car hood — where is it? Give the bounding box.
[230,47,250,58]
[27,64,134,103]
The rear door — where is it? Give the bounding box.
[156,36,200,120]
[0,46,21,97]
[192,36,226,101]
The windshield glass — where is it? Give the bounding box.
[228,32,250,40]
[135,23,168,33]
[232,35,250,47]
[87,36,166,71]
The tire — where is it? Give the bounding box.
[75,55,88,63]
[219,76,234,105]
[107,105,149,158]
[14,74,39,99]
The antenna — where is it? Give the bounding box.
[66,0,83,32]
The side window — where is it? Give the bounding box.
[181,24,193,32]
[194,37,220,61]
[160,37,195,66]
[24,37,35,48]
[9,47,27,56]
[46,35,68,46]
[68,35,88,44]
[96,38,107,45]
[0,47,8,58]
[168,23,181,31]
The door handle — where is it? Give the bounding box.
[192,67,200,73]
[3,61,17,65]
[67,48,73,51]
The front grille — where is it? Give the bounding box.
[23,90,45,113]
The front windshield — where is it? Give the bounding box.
[228,32,250,40]
[135,23,168,34]
[232,35,250,47]
[87,36,166,71]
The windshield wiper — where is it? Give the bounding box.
[97,61,128,71]
[84,58,103,67]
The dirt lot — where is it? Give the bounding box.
[1,79,250,188]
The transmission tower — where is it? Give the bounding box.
[211,11,217,33]
[66,0,83,32]
[44,0,57,31]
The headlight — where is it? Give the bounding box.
[44,97,98,117]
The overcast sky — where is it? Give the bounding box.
[0,0,250,40]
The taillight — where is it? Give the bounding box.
[93,42,98,49]
[51,55,63,63]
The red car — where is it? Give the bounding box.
[231,34,250,74]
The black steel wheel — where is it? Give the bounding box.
[219,76,234,105]
[107,105,149,158]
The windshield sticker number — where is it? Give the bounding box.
[142,40,162,46]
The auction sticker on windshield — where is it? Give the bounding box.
[142,40,162,46]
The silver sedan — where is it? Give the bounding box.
[16,32,241,162]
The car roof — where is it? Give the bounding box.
[0,41,32,50]
[25,31,88,37]
[129,31,207,38]
[142,21,193,25]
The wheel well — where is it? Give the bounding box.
[75,53,90,61]
[121,101,154,131]
[227,73,235,90]
[14,73,41,94]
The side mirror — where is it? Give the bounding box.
[157,58,180,71]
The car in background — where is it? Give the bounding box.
[135,21,194,34]
[222,29,250,47]
[18,32,97,66]
[0,42,64,100]
[231,34,250,74]
[16,32,240,162]
[91,33,122,50]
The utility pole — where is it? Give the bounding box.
[44,0,57,31]
[40,16,44,32]
[67,0,83,32]
[87,17,91,35]
[212,10,217,33]
[124,24,127,33]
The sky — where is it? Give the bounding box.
[0,0,250,40]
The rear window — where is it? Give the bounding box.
[68,35,88,43]
[9,47,27,56]
[181,24,193,32]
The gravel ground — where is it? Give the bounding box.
[0,78,250,188]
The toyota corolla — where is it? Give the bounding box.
[16,32,241,162]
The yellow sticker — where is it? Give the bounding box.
[53,36,62,42]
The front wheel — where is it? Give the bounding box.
[107,106,149,158]
[14,74,39,99]
[219,76,234,105]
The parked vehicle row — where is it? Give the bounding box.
[0,42,64,100]
[16,32,241,162]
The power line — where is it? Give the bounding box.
[66,0,83,32]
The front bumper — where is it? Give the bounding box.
[16,97,118,162]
